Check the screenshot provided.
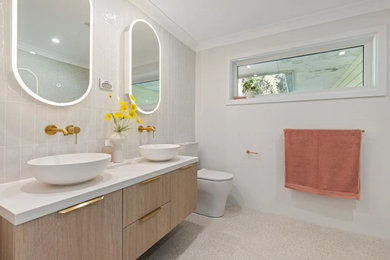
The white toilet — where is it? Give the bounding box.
[195,168,233,217]
[179,142,234,218]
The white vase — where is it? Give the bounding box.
[109,132,126,163]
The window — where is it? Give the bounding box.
[132,80,159,108]
[228,27,387,105]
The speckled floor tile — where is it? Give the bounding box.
[139,205,390,260]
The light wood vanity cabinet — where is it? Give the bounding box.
[170,164,198,228]
[123,163,197,260]
[0,190,123,260]
[123,203,171,260]
[123,173,170,227]
[0,163,197,260]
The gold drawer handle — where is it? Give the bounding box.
[180,164,192,170]
[142,175,162,184]
[139,207,162,222]
[58,196,104,214]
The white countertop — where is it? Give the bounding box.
[0,156,198,226]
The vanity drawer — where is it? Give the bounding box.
[123,173,170,227]
[171,163,197,228]
[123,202,171,260]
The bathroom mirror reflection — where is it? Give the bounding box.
[128,19,161,114]
[13,0,92,106]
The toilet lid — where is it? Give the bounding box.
[197,168,233,181]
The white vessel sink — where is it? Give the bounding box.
[27,153,111,185]
[139,144,180,161]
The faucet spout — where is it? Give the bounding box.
[138,125,156,133]
[138,125,156,138]
[45,125,69,136]
[58,128,69,136]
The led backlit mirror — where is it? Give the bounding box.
[127,19,161,114]
[12,0,92,106]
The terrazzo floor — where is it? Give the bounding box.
[139,205,390,260]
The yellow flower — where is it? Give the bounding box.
[137,117,142,123]
[129,110,137,118]
[130,103,137,111]
[120,104,129,111]
[114,112,124,118]
[124,114,130,119]
[130,95,135,101]
[105,113,112,120]
[119,100,127,106]
[108,93,112,98]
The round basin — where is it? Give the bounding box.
[27,153,111,185]
[139,144,180,161]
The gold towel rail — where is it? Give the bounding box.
[246,150,258,155]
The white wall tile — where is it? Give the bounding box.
[5,146,20,182]
[0,101,5,146]
[5,101,21,146]
[0,0,195,183]
[34,104,48,144]
[20,144,35,179]
[20,102,35,145]
[0,146,4,183]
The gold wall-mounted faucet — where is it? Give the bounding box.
[45,125,69,135]
[45,125,81,144]
[138,125,156,138]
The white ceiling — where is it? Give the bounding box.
[132,21,160,67]
[18,0,90,68]
[131,0,390,50]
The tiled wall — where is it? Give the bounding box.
[0,0,196,183]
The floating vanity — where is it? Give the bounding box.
[0,155,198,260]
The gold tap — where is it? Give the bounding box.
[45,125,81,144]
[45,125,69,135]
[138,125,156,138]
[66,125,81,144]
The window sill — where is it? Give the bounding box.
[226,87,386,106]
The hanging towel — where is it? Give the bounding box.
[284,129,361,200]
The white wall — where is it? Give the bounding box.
[196,9,390,239]
[0,0,195,183]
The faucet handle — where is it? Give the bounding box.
[66,125,75,134]
[66,125,81,134]
[73,126,80,134]
[66,125,81,144]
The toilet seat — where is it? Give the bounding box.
[197,168,233,182]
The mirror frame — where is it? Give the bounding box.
[126,19,161,114]
[11,0,93,106]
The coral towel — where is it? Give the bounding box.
[284,129,361,200]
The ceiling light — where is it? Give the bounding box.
[51,38,60,44]
[29,51,36,55]
[246,65,251,69]
[338,51,346,56]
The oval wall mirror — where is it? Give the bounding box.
[12,0,92,106]
[127,19,161,114]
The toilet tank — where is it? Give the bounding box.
[178,142,198,157]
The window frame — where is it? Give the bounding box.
[227,26,387,105]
